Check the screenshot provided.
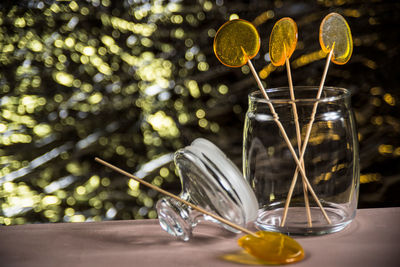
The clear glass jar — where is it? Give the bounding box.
[156,138,258,241]
[243,87,359,235]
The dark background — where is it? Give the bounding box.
[0,0,399,225]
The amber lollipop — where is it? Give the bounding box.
[213,19,265,92]
[214,19,331,227]
[269,18,313,227]
[213,19,260,68]
[283,13,353,226]
[95,157,305,264]
[320,12,353,66]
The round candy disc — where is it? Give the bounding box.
[269,17,298,66]
[319,13,353,65]
[213,19,260,68]
[238,231,305,264]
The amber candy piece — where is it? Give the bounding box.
[237,231,305,264]
[213,19,260,67]
[269,17,298,66]
[319,12,353,65]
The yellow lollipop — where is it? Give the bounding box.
[282,14,354,229]
[238,231,305,264]
[213,19,260,67]
[269,17,298,66]
[269,17,314,227]
[319,12,353,65]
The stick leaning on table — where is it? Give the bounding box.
[95,157,259,238]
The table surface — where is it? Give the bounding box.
[0,207,399,267]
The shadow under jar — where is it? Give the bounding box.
[243,87,360,235]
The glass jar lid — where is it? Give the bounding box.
[174,138,258,229]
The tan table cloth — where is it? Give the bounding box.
[0,207,399,267]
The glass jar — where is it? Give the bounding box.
[243,87,359,235]
[156,138,258,241]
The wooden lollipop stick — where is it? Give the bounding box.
[281,48,335,226]
[285,57,312,227]
[95,157,258,238]
[247,60,330,224]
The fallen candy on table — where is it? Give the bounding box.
[238,231,305,265]
[319,12,353,65]
[213,19,260,67]
[269,17,298,66]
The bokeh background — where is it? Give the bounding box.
[0,0,399,225]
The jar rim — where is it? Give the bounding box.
[249,86,351,104]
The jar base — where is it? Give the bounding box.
[255,203,355,235]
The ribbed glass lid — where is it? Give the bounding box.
[174,138,258,228]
